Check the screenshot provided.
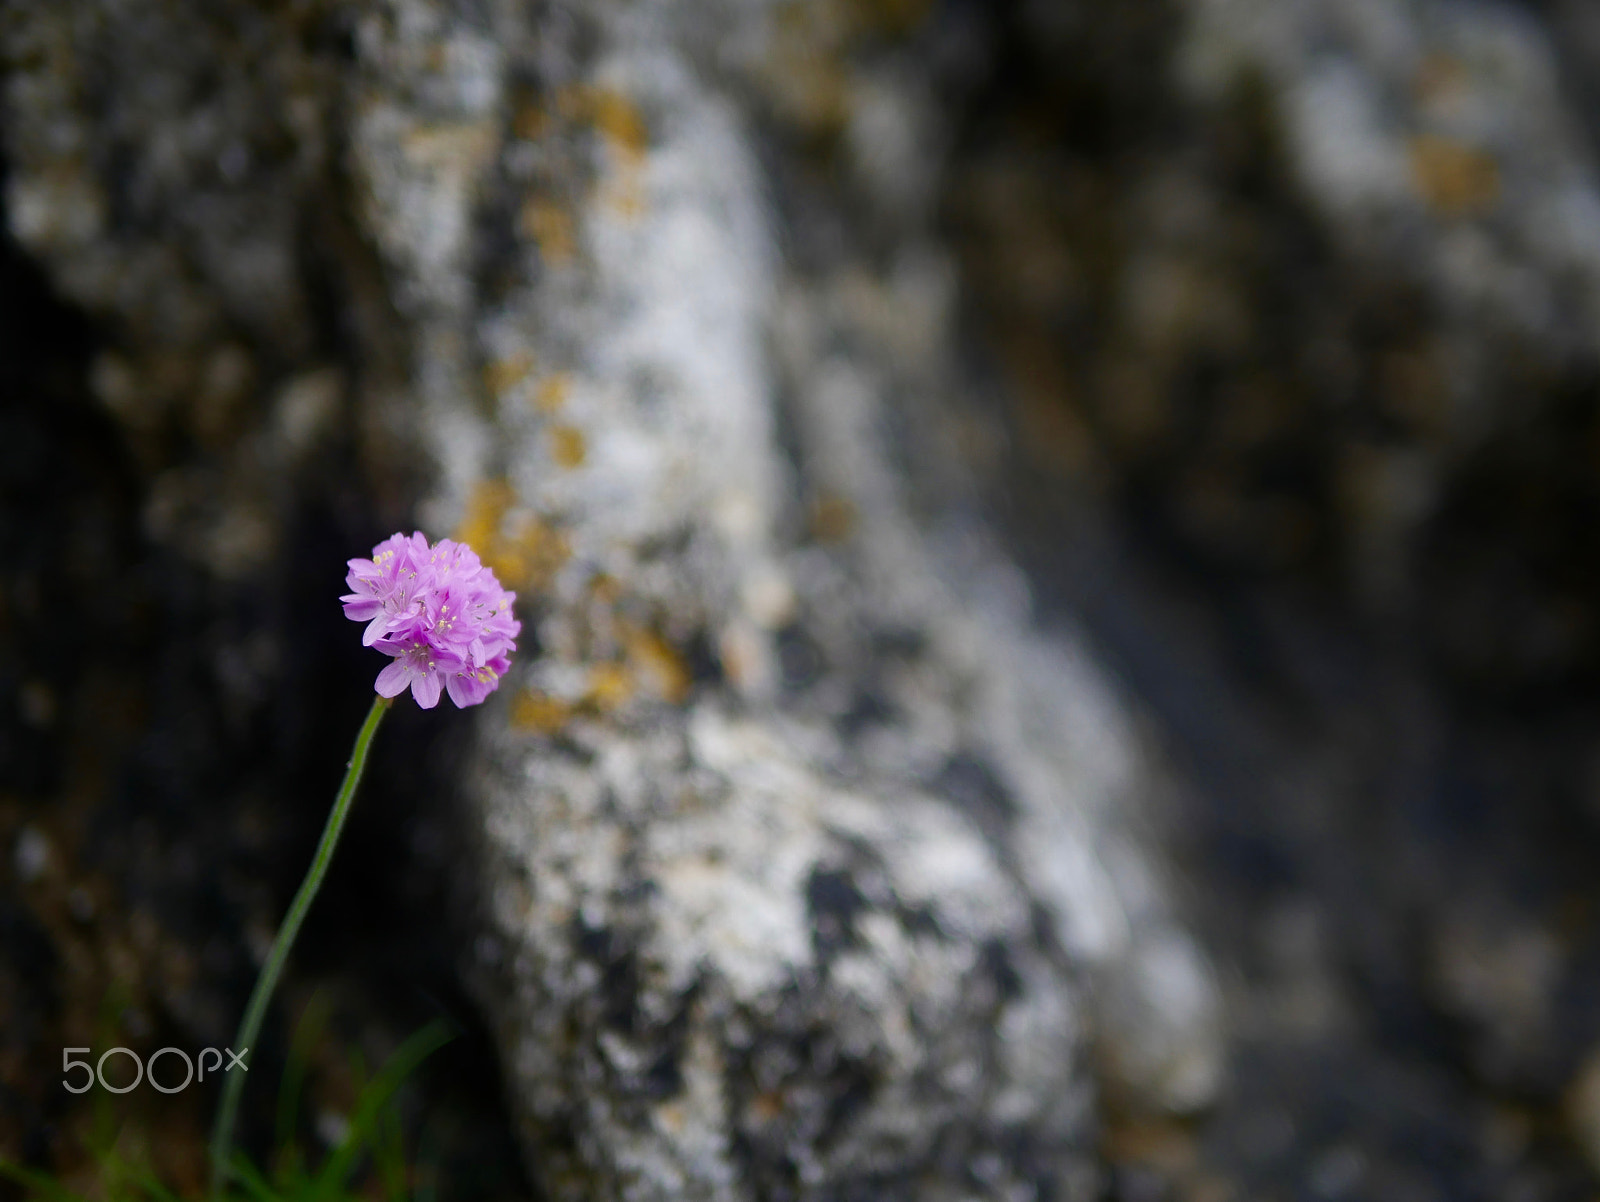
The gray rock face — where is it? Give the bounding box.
[1186,0,1600,360]
[2,0,1220,1197]
[446,1,1221,1194]
[1178,0,1600,616]
[944,0,1600,1194]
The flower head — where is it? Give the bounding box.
[342,532,520,708]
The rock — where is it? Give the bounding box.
[1567,1044,1600,1174]
[1177,0,1600,639]
[21,0,1600,1194]
[948,0,1600,1195]
[2,0,1221,1197]
[444,1,1221,1192]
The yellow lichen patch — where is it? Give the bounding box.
[1412,53,1469,107]
[454,479,571,591]
[549,85,650,219]
[763,16,852,138]
[1409,135,1500,217]
[748,1090,787,1124]
[589,88,649,161]
[621,624,691,704]
[454,478,517,556]
[549,424,587,468]
[606,176,648,221]
[766,0,934,136]
[718,622,762,693]
[588,572,623,606]
[399,120,499,183]
[512,101,549,142]
[484,352,535,400]
[519,198,576,262]
[536,372,570,412]
[585,662,634,711]
[554,82,589,121]
[809,492,856,542]
[490,513,571,592]
[555,84,650,161]
[847,0,934,35]
[511,687,573,734]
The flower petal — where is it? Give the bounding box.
[347,531,521,694]
[411,670,443,709]
[342,597,382,621]
[374,660,412,698]
[444,672,474,708]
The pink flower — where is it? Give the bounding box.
[342,532,520,709]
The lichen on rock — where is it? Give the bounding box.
[2,0,1222,1196]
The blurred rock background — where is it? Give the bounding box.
[6,0,1600,1198]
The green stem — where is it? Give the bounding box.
[210,694,392,1197]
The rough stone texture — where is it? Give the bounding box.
[25,0,1600,1196]
[2,0,1221,1198]
[1181,0,1600,614]
[950,0,1600,1196]
[430,2,1219,1194]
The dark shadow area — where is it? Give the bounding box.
[0,164,532,1199]
[947,0,1600,1197]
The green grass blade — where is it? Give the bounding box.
[130,1167,184,1202]
[0,1159,88,1202]
[375,1098,406,1202]
[274,991,333,1186]
[227,1152,283,1202]
[309,1021,453,1201]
